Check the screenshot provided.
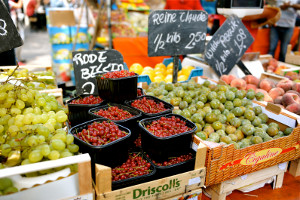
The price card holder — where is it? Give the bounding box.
[148,10,208,82]
[0,0,23,53]
[72,49,124,95]
[204,15,254,77]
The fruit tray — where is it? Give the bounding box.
[95,144,206,200]
[69,118,131,170]
[124,95,174,118]
[111,152,156,190]
[67,94,106,127]
[139,113,197,161]
[88,103,142,140]
[96,72,138,103]
[193,100,300,186]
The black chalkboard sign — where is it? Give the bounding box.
[204,15,254,77]
[0,0,23,53]
[72,49,124,95]
[148,10,208,57]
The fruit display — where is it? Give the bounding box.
[145,116,192,137]
[0,80,79,187]
[265,58,287,74]
[112,152,152,182]
[145,80,293,149]
[69,95,103,104]
[220,74,300,114]
[0,178,18,195]
[92,106,134,120]
[75,121,128,146]
[129,62,196,83]
[100,70,136,79]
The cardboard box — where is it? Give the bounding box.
[95,145,207,200]
[0,154,93,200]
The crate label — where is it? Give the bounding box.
[240,148,282,166]
[188,177,201,185]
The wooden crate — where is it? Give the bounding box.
[289,158,300,177]
[285,44,300,66]
[204,162,288,200]
[193,101,300,186]
[95,144,207,200]
[166,188,202,200]
[0,154,94,200]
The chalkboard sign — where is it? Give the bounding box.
[0,0,23,53]
[148,10,208,57]
[72,49,124,95]
[204,15,254,77]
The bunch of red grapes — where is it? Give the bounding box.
[94,106,134,120]
[151,153,193,166]
[70,95,103,104]
[145,116,191,137]
[101,70,135,79]
[76,121,128,146]
[112,153,152,181]
[131,97,166,114]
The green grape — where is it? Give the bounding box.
[0,108,7,117]
[67,144,79,153]
[5,83,14,91]
[51,139,66,151]
[26,91,34,102]
[10,107,21,116]
[47,118,56,126]
[33,107,42,115]
[36,126,50,138]
[43,104,51,112]
[16,99,25,109]
[3,186,18,194]
[20,93,28,101]
[1,144,12,157]
[7,90,15,98]
[47,111,56,119]
[54,122,63,129]
[40,113,49,123]
[32,115,42,124]
[0,92,7,101]
[6,97,15,104]
[29,149,43,163]
[66,134,74,145]
[37,97,46,107]
[52,133,66,142]
[23,107,34,114]
[8,139,20,148]
[56,111,67,123]
[41,144,50,156]
[27,135,38,147]
[23,113,33,125]
[49,101,58,111]
[48,150,60,160]
[0,177,13,190]
[60,151,73,158]
[0,124,4,134]
[38,135,45,144]
[21,148,30,159]
[8,125,19,135]
[47,133,54,142]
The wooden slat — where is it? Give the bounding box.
[78,161,93,195]
[195,143,207,170]
[289,159,300,177]
[95,164,112,194]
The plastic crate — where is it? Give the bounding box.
[163,57,183,70]
[112,152,156,190]
[66,95,106,127]
[88,103,142,141]
[138,114,197,161]
[96,72,138,103]
[124,95,174,118]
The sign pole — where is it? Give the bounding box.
[106,0,112,49]
[172,56,179,83]
[237,60,252,75]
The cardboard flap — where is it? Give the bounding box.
[49,10,76,26]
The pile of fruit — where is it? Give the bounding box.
[150,153,193,167]
[69,95,103,104]
[111,153,152,182]
[0,80,79,175]
[0,178,18,195]
[129,62,195,83]
[100,70,136,79]
[220,74,300,114]
[93,106,134,120]
[265,58,287,74]
[145,80,293,149]
[130,97,167,114]
[76,121,128,146]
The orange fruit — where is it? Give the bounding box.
[154,63,166,71]
[153,75,164,83]
[129,63,143,75]
[143,66,153,72]
[141,70,154,81]
[166,68,173,75]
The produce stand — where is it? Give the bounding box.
[95,144,206,200]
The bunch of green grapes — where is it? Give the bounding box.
[0,82,79,168]
[0,178,18,196]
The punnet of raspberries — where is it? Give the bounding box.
[70,95,103,104]
[101,70,136,79]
